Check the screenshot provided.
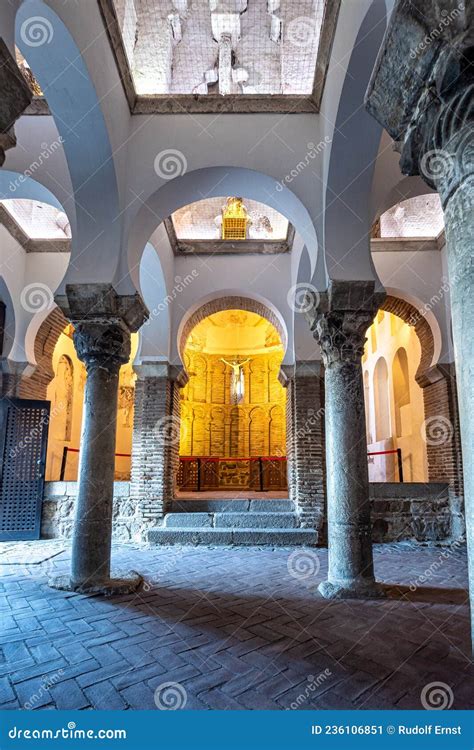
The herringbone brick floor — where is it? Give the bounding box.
[0,541,472,711]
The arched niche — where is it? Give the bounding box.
[392,347,411,438]
[373,356,391,442]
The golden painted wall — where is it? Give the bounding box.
[45,327,138,481]
[179,311,286,459]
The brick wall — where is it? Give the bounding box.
[381,295,434,384]
[180,349,286,462]
[285,362,326,536]
[422,363,464,537]
[130,366,181,529]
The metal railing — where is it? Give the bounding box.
[367,447,404,482]
[59,446,131,481]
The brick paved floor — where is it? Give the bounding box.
[0,541,472,711]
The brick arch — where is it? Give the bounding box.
[178,295,287,361]
[19,306,68,399]
[380,295,434,387]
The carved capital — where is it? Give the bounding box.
[400,42,474,207]
[0,39,32,165]
[305,280,384,368]
[312,311,375,367]
[365,2,473,207]
[73,320,131,373]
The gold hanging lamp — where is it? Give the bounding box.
[221,197,248,240]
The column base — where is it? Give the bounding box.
[318,579,386,600]
[48,571,143,596]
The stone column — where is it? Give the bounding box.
[365,0,473,643]
[306,280,385,598]
[50,284,148,594]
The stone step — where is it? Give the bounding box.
[171,499,294,513]
[147,527,318,546]
[164,512,298,529]
[215,512,298,529]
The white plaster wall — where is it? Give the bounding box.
[5,117,74,231]
[372,249,451,364]
[172,251,294,364]
[46,330,138,481]
[363,312,428,482]
[0,226,26,360]
[0,225,70,363]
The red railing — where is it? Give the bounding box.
[59,446,131,481]
[367,447,403,482]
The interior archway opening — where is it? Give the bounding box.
[363,310,428,483]
[45,324,139,482]
[178,309,287,497]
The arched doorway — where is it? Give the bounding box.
[363,309,428,482]
[177,308,287,495]
[45,323,139,481]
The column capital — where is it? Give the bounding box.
[55,284,149,374]
[55,283,149,332]
[305,280,385,367]
[0,39,32,166]
[365,0,473,207]
[73,320,131,373]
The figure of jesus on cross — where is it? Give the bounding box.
[220,358,250,404]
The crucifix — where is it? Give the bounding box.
[220,358,250,404]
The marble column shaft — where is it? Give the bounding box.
[70,320,130,587]
[49,284,148,594]
[307,281,385,598]
[365,4,473,644]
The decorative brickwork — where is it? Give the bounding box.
[380,295,434,386]
[180,349,286,463]
[14,307,67,399]
[422,363,464,538]
[285,362,326,535]
[130,365,181,530]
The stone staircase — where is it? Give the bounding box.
[147,498,318,546]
